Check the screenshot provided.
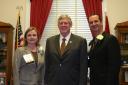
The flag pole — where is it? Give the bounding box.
[15,6,23,49]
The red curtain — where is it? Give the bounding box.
[82,0,102,22]
[30,0,53,39]
[105,15,110,34]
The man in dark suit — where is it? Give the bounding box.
[88,14,121,85]
[44,15,88,85]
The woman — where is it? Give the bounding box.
[13,27,44,85]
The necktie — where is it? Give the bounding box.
[91,38,97,49]
[60,38,66,55]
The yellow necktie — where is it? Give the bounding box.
[60,38,66,55]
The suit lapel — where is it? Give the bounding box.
[89,38,96,52]
[89,33,106,54]
[55,34,75,61]
[24,47,44,71]
[61,34,74,61]
[63,34,73,54]
[55,34,72,57]
[55,35,62,56]
[36,52,44,71]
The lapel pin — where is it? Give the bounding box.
[70,41,72,44]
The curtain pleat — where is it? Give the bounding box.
[30,0,53,39]
[82,0,102,22]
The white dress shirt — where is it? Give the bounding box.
[59,33,71,47]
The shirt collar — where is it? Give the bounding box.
[60,32,71,41]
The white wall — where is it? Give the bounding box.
[0,0,27,55]
[0,0,27,32]
[106,0,128,35]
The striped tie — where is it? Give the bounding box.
[60,38,66,55]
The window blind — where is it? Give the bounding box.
[40,0,92,48]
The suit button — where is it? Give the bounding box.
[60,64,62,67]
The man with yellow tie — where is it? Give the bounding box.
[44,14,88,85]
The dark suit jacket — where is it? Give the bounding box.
[44,34,88,85]
[88,32,121,85]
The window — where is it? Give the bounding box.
[40,0,92,48]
